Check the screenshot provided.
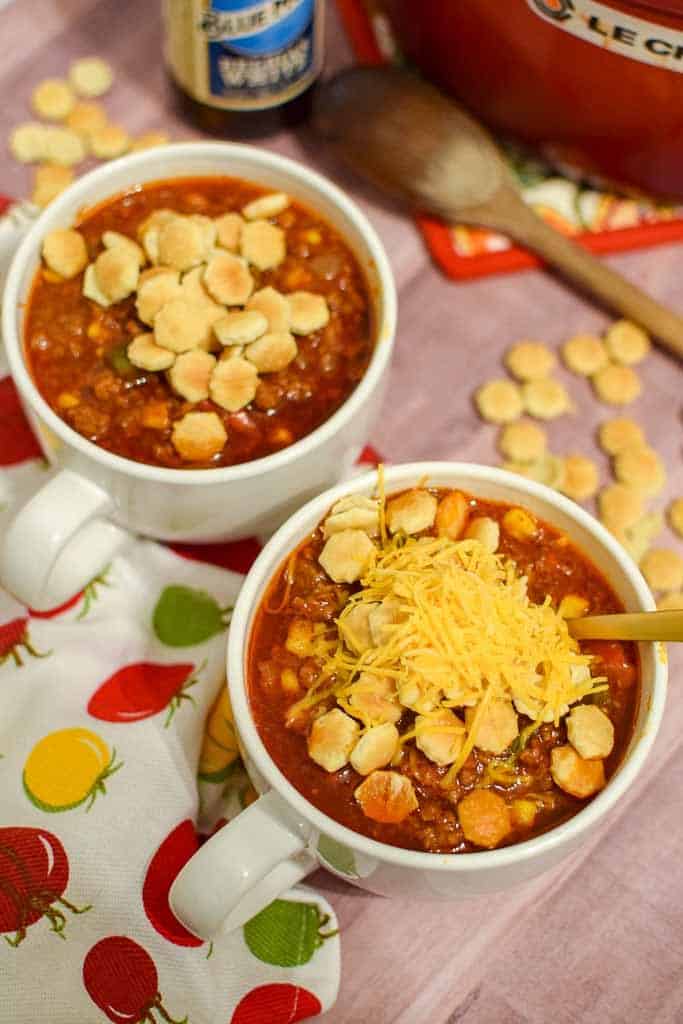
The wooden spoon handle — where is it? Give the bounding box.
[568,610,683,642]
[470,189,683,359]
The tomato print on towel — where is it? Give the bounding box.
[0,613,49,667]
[0,826,90,946]
[231,984,322,1024]
[88,662,201,726]
[83,936,188,1024]
[28,591,84,620]
[28,564,110,621]
[23,728,122,812]
[143,820,204,948]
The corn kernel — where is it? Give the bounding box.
[269,426,294,448]
[502,507,538,541]
[511,798,537,828]
[558,594,589,619]
[57,392,79,409]
[285,619,313,657]
[284,266,310,290]
[87,321,102,340]
[281,668,300,694]
[303,229,322,245]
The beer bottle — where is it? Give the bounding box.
[164,0,325,137]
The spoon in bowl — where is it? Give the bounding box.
[314,66,683,360]
[567,609,683,642]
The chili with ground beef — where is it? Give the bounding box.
[248,488,640,854]
[25,177,373,469]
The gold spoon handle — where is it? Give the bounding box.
[468,187,683,361]
[567,610,683,642]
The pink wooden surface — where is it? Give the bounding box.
[1,3,682,1021]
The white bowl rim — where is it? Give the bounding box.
[2,141,397,487]
[228,461,667,871]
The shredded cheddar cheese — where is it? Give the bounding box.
[313,530,605,787]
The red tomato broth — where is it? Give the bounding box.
[24,177,374,469]
[247,488,640,854]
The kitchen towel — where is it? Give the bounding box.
[0,199,346,1024]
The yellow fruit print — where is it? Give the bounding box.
[198,686,240,783]
[24,728,122,813]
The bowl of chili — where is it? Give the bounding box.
[0,143,396,610]
[169,462,666,939]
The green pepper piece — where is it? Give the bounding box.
[106,344,135,378]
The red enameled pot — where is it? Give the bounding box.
[385,0,683,198]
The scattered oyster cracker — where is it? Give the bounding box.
[613,445,666,498]
[475,379,524,424]
[31,78,75,121]
[504,340,556,381]
[473,324,681,575]
[69,57,114,98]
[562,319,646,403]
[89,123,130,160]
[598,484,644,533]
[592,363,642,406]
[521,377,572,420]
[562,333,609,377]
[559,455,599,502]
[9,56,172,207]
[598,417,645,456]
[640,548,683,594]
[475,339,576,489]
[497,420,547,463]
[604,320,651,366]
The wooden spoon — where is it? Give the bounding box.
[314,66,683,359]
[567,609,683,642]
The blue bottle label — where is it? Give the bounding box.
[165,0,324,111]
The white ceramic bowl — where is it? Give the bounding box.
[0,142,396,610]
[169,462,667,938]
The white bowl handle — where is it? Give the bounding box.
[169,790,317,938]
[0,468,129,610]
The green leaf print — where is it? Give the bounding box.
[77,564,111,621]
[317,834,358,878]
[243,899,337,967]
[152,586,232,647]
